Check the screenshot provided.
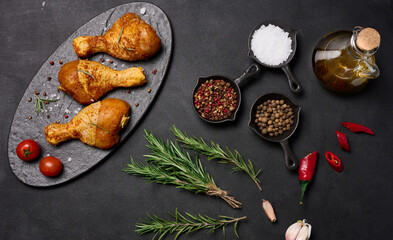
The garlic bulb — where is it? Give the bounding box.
[285,219,312,240]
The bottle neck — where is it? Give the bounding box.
[348,27,378,58]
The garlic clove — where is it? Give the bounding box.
[285,221,303,240]
[295,225,310,240]
[295,221,312,240]
[262,199,277,222]
[304,223,312,238]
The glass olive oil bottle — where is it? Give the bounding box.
[312,27,380,94]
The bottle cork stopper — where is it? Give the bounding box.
[356,28,380,51]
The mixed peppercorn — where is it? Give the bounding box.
[254,99,294,137]
[193,79,237,121]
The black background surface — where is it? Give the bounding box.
[1,0,392,239]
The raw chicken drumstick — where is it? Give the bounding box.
[58,60,146,105]
[73,13,161,61]
[45,98,130,149]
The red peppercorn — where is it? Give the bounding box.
[65,115,69,118]
[50,61,54,65]
[152,69,157,75]
[47,77,52,81]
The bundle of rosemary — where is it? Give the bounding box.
[171,126,262,191]
[136,208,246,239]
[123,130,242,208]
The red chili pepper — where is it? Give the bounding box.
[298,151,318,205]
[325,151,343,172]
[341,122,374,135]
[335,130,349,151]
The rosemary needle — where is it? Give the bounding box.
[88,122,109,134]
[76,69,95,79]
[117,27,134,51]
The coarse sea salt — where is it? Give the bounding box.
[251,24,292,66]
[140,7,146,15]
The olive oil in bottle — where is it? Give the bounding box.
[312,27,380,94]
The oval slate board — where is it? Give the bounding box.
[7,2,172,187]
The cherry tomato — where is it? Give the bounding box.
[16,139,40,161]
[39,156,63,177]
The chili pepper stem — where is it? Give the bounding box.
[299,181,310,205]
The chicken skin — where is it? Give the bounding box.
[45,98,130,149]
[58,60,146,105]
[73,13,161,61]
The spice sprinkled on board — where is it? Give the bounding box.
[251,24,292,65]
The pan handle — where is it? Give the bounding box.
[281,64,302,93]
[279,139,299,170]
[234,63,260,87]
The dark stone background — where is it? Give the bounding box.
[1,0,392,239]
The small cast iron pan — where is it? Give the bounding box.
[248,93,301,170]
[193,64,260,123]
[248,20,302,93]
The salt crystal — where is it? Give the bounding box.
[65,109,70,114]
[140,7,146,15]
[68,157,72,162]
[251,24,292,66]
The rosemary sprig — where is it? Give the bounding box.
[76,69,95,79]
[34,95,59,115]
[123,130,242,209]
[135,208,246,240]
[88,122,109,134]
[117,27,134,51]
[171,126,262,191]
